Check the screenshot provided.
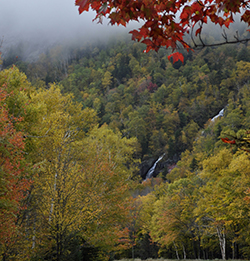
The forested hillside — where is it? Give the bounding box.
[6,36,250,162]
[1,35,250,260]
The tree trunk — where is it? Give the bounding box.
[197,236,201,259]
[32,217,36,249]
[217,225,226,260]
[182,243,186,259]
[173,241,180,260]
[192,237,196,259]
[232,241,235,259]
[57,222,60,261]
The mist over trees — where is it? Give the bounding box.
[76,0,250,62]
[1,1,250,260]
[0,0,140,63]
[1,33,250,260]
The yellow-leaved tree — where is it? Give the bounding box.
[195,149,250,260]
[22,85,138,260]
[79,125,138,254]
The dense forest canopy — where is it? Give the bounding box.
[1,24,250,261]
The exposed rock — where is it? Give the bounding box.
[139,155,177,180]
[138,158,155,180]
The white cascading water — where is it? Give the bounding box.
[145,154,165,180]
[144,109,224,180]
[211,108,224,121]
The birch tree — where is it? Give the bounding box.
[24,86,138,260]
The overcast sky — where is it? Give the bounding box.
[0,0,138,56]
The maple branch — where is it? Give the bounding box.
[198,30,205,47]
[190,25,198,48]
[234,30,240,41]
[222,29,228,43]
[191,31,250,49]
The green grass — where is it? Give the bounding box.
[114,259,247,261]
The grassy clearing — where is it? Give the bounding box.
[114,259,246,261]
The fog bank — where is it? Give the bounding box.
[0,0,138,60]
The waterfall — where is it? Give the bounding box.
[211,108,224,122]
[145,154,165,180]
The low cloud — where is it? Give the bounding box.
[0,0,139,60]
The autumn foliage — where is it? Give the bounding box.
[0,84,31,255]
[221,137,236,144]
[75,0,250,63]
[3,26,250,259]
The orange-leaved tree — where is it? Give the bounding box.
[75,0,250,63]
[0,84,31,259]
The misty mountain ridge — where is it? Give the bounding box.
[2,8,250,259]
[1,0,249,62]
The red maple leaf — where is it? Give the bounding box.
[129,30,143,41]
[168,52,184,64]
[221,137,236,144]
[75,0,89,14]
[75,0,250,60]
